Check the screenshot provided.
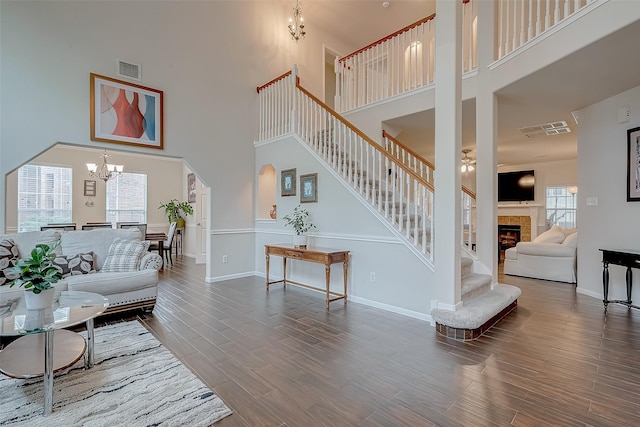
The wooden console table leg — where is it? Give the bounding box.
[283,257,287,288]
[325,264,331,310]
[343,258,349,305]
[265,253,270,290]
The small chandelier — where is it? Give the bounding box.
[86,151,123,182]
[461,149,475,176]
[288,0,306,42]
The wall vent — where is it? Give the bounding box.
[117,59,141,81]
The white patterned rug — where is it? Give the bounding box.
[0,321,232,426]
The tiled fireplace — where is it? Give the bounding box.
[497,215,532,242]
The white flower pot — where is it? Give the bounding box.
[24,287,56,310]
[292,234,307,249]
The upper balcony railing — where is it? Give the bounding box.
[335,0,477,113]
[497,0,594,59]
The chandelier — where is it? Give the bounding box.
[86,151,123,182]
[288,0,306,42]
[461,149,475,175]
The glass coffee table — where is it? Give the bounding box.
[0,290,109,416]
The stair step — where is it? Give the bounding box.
[461,273,492,302]
[461,257,474,276]
[431,284,522,339]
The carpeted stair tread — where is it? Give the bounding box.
[461,257,474,276]
[461,273,492,302]
[431,284,522,330]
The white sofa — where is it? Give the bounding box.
[0,228,163,313]
[504,226,578,283]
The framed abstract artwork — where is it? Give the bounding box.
[281,168,296,196]
[627,126,640,201]
[300,173,318,203]
[90,73,164,149]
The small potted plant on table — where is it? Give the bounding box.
[282,205,316,248]
[159,199,194,229]
[8,242,63,310]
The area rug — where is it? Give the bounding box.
[0,321,232,426]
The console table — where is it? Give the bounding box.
[265,244,349,310]
[599,249,640,310]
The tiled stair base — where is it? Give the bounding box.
[432,284,521,341]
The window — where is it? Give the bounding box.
[546,186,577,228]
[17,164,73,232]
[106,173,147,224]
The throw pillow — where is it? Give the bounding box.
[101,238,150,273]
[562,232,578,248]
[533,227,565,244]
[52,252,96,278]
[0,238,19,286]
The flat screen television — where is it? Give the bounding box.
[498,170,535,202]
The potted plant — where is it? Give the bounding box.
[159,199,194,229]
[282,205,316,248]
[8,241,63,309]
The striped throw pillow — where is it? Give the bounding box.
[101,239,150,273]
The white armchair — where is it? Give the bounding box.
[504,226,577,283]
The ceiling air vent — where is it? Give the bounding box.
[519,120,571,138]
[117,59,141,81]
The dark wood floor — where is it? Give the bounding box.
[119,258,640,425]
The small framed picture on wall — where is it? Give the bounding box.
[300,173,318,203]
[281,168,296,196]
[84,180,97,197]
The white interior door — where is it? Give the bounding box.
[195,179,208,264]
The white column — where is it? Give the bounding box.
[476,0,498,282]
[433,0,462,310]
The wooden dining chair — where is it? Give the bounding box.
[119,223,147,239]
[148,221,177,267]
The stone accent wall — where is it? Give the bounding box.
[498,216,531,242]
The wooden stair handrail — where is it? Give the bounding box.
[338,14,436,63]
[256,70,292,93]
[382,130,436,170]
[295,82,435,193]
[382,130,476,199]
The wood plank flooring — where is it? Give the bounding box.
[133,258,640,426]
[5,257,639,426]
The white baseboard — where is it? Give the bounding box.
[348,295,432,324]
[576,286,602,300]
[205,271,256,283]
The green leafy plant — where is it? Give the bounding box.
[282,205,316,235]
[8,241,63,294]
[159,199,194,222]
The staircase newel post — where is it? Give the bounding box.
[291,64,298,135]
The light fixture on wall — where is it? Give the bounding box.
[461,149,475,176]
[288,0,306,42]
[86,151,123,182]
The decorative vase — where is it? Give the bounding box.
[175,218,186,229]
[292,234,307,249]
[270,205,277,219]
[24,287,56,310]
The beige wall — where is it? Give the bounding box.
[5,144,184,233]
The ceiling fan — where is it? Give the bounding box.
[461,149,476,175]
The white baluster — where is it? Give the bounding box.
[564,0,570,20]
[520,0,526,46]
[528,0,534,41]
[554,0,560,25]
[505,0,511,54]
[536,0,542,37]
[545,0,551,31]
[498,0,504,58]
[512,0,518,51]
